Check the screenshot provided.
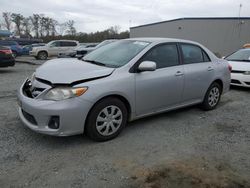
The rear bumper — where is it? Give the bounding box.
[231,73,250,88]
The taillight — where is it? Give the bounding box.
[0,49,12,54]
[228,64,232,72]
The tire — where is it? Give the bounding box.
[37,51,48,60]
[201,82,222,110]
[86,97,128,142]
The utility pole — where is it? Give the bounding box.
[238,3,243,42]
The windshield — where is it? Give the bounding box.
[226,49,250,62]
[96,40,114,48]
[83,40,150,68]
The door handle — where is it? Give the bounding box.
[175,71,184,76]
[207,66,214,71]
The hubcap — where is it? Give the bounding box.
[208,87,220,107]
[39,53,47,60]
[96,105,123,136]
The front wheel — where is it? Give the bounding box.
[86,97,128,142]
[201,82,222,110]
[37,51,48,60]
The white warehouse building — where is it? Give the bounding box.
[130,17,250,56]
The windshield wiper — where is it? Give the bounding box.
[83,59,106,66]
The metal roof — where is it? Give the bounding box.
[130,17,250,29]
[0,30,12,37]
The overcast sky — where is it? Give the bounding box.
[0,0,250,33]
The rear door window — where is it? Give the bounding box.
[60,41,77,47]
[180,44,211,64]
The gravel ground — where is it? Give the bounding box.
[0,63,250,188]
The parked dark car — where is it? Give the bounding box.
[0,46,15,67]
[22,43,46,55]
[0,40,22,57]
[4,38,43,46]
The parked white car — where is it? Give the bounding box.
[226,48,250,87]
[30,40,79,60]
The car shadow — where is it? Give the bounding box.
[0,68,16,74]
[230,85,250,92]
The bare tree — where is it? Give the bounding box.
[50,19,58,36]
[2,12,12,30]
[66,20,76,35]
[11,13,24,36]
[39,14,46,37]
[30,14,40,38]
[22,17,32,37]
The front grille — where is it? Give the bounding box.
[231,70,245,74]
[245,82,250,85]
[22,110,38,125]
[231,79,241,84]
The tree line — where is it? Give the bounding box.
[0,12,129,42]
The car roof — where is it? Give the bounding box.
[0,45,10,50]
[52,40,79,42]
[126,37,200,45]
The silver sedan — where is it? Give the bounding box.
[17,38,231,141]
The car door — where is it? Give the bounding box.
[180,43,215,103]
[49,41,61,56]
[58,41,70,54]
[67,41,78,52]
[135,43,184,116]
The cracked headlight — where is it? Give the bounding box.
[43,87,88,101]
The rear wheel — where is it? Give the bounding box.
[86,97,128,142]
[37,51,48,60]
[201,82,222,110]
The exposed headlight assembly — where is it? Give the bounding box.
[43,87,88,101]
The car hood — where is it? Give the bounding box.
[228,60,250,71]
[35,58,115,84]
[32,46,46,51]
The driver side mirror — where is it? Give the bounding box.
[138,61,156,72]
